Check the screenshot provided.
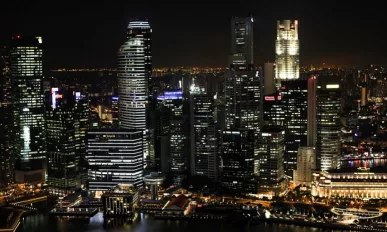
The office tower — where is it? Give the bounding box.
[153,102,170,172]
[10,36,46,184]
[316,76,341,171]
[0,47,13,186]
[263,92,285,126]
[86,130,143,195]
[118,20,153,166]
[225,17,261,133]
[74,91,89,186]
[191,90,220,180]
[281,80,307,177]
[294,147,315,187]
[157,90,188,183]
[222,129,256,195]
[257,126,285,195]
[307,76,317,147]
[47,89,80,195]
[264,62,276,95]
[275,20,300,81]
[361,86,368,106]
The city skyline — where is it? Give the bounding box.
[1,2,387,69]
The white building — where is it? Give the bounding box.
[275,20,299,81]
[294,147,315,187]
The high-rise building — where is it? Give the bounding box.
[316,76,341,171]
[225,17,261,133]
[0,47,13,186]
[294,147,315,187]
[257,126,285,195]
[307,75,317,147]
[118,20,153,167]
[10,36,46,184]
[86,130,143,195]
[46,89,81,195]
[157,90,188,183]
[263,92,285,126]
[275,20,299,81]
[264,63,276,95]
[221,129,256,195]
[190,89,220,180]
[281,80,307,177]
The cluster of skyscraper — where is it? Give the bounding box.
[0,17,343,197]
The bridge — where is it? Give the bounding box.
[340,157,387,162]
[331,207,382,219]
[10,195,48,206]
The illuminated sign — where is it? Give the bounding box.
[326,84,339,89]
[157,90,183,100]
[51,87,59,109]
[265,96,275,101]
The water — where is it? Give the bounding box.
[17,213,343,232]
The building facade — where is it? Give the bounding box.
[191,90,220,180]
[312,167,387,199]
[275,20,299,81]
[316,76,341,170]
[221,129,256,194]
[10,36,46,184]
[86,130,143,194]
[118,20,153,166]
[294,147,315,187]
[257,126,285,195]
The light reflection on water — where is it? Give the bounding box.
[17,212,347,232]
[342,158,387,168]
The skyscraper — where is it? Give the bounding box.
[47,88,80,195]
[86,130,143,195]
[0,47,13,186]
[225,17,261,133]
[10,36,46,184]
[275,20,299,81]
[118,20,153,166]
[307,75,317,147]
[222,129,255,195]
[191,89,220,180]
[157,90,188,183]
[257,126,285,195]
[281,80,307,177]
[316,76,341,171]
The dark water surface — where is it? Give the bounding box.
[17,213,344,232]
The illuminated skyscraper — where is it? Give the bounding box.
[316,76,341,171]
[118,19,153,166]
[281,80,307,177]
[47,89,81,195]
[157,90,188,182]
[0,47,13,186]
[10,36,46,184]
[225,17,261,133]
[191,89,220,180]
[222,129,256,195]
[257,126,285,195]
[86,130,143,193]
[275,20,299,81]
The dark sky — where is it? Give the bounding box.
[1,1,386,69]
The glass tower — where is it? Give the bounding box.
[191,90,220,180]
[316,76,341,171]
[118,20,153,166]
[10,36,46,184]
[275,20,299,81]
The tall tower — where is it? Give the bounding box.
[190,88,220,180]
[10,36,46,184]
[316,76,341,171]
[0,47,13,186]
[47,88,81,195]
[225,17,261,133]
[118,19,153,166]
[275,20,299,81]
[307,75,317,147]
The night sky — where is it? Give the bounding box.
[1,1,386,69]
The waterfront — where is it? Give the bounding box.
[16,213,349,232]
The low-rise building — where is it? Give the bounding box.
[102,184,138,217]
[312,167,387,199]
